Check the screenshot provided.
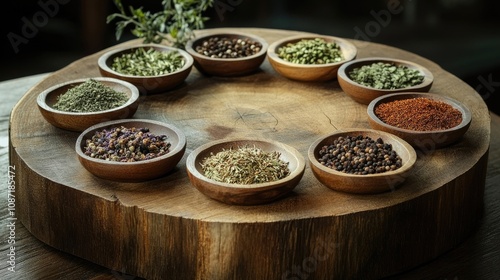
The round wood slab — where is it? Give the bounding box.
[9,28,490,279]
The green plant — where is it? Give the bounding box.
[107,0,214,48]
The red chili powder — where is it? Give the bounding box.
[374,97,463,131]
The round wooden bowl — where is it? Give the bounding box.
[185,32,268,76]
[37,77,139,132]
[367,92,472,149]
[98,44,193,94]
[76,119,186,182]
[308,129,417,194]
[267,34,357,82]
[338,57,434,104]
[186,138,306,205]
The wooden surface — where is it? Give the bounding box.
[1,28,498,279]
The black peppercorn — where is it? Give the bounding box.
[195,37,262,59]
[318,135,402,175]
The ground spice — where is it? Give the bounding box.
[375,97,463,131]
[348,62,424,89]
[200,145,290,184]
[278,38,343,64]
[53,79,128,113]
[195,37,262,58]
[111,47,185,76]
[318,135,402,175]
[84,126,171,162]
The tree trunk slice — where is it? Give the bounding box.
[9,28,490,280]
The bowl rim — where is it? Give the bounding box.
[97,44,194,78]
[308,128,417,178]
[186,138,306,190]
[185,31,269,62]
[36,77,140,116]
[267,34,358,68]
[75,119,187,166]
[337,57,434,92]
[367,92,472,135]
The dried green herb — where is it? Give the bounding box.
[278,38,343,64]
[111,47,185,76]
[200,145,290,185]
[53,79,128,113]
[348,62,424,89]
[107,0,214,48]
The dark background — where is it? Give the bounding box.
[2,0,499,113]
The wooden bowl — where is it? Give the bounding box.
[267,34,357,82]
[338,57,434,104]
[76,119,186,182]
[98,44,193,94]
[37,77,139,132]
[308,129,417,194]
[186,138,305,205]
[367,92,472,149]
[185,32,268,76]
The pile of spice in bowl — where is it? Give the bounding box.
[83,126,171,162]
[37,77,139,132]
[110,47,186,77]
[200,145,290,185]
[347,62,424,90]
[337,57,433,104]
[76,119,186,182]
[367,93,472,149]
[194,36,263,59]
[98,44,193,93]
[186,138,306,205]
[53,79,129,113]
[308,129,416,194]
[276,38,344,65]
[317,135,403,175]
[267,35,357,82]
[185,32,268,76]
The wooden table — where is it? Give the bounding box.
[2,28,500,279]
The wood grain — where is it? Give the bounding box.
[3,28,495,279]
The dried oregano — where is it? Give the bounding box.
[111,47,185,76]
[278,38,343,64]
[348,62,424,89]
[200,145,290,184]
[53,79,128,113]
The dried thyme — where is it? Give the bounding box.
[348,62,424,89]
[84,126,171,162]
[278,38,343,64]
[111,47,185,76]
[200,145,290,184]
[53,79,128,113]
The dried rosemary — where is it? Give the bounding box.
[53,79,128,113]
[200,145,290,185]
